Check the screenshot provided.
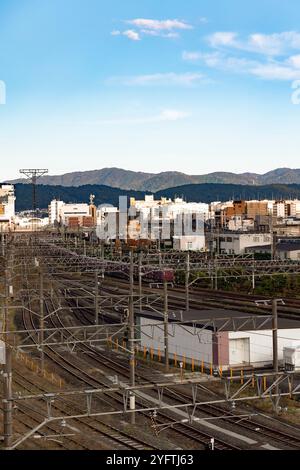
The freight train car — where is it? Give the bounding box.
[107,262,174,285]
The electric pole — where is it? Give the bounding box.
[129,249,135,424]
[163,276,169,372]
[95,271,99,325]
[138,252,143,313]
[185,251,190,311]
[272,298,279,414]
[39,268,45,371]
[3,345,13,449]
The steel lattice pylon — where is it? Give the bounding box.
[19,169,49,216]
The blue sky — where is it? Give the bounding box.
[1,0,300,179]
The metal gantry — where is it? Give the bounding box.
[1,231,300,449]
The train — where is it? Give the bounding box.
[107,262,175,284]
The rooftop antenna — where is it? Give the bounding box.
[19,169,49,218]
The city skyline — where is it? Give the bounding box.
[1,1,300,180]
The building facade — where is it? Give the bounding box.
[0,184,15,230]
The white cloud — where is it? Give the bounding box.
[182,51,203,61]
[250,63,300,80]
[157,109,190,121]
[128,18,192,31]
[183,50,256,71]
[208,30,300,56]
[183,30,300,81]
[111,29,140,40]
[287,54,300,68]
[208,32,238,47]
[96,109,190,125]
[122,29,140,41]
[183,49,300,81]
[248,32,300,55]
[113,18,193,41]
[109,72,206,86]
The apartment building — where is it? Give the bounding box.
[0,184,15,230]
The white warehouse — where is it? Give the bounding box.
[137,309,300,369]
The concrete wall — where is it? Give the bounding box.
[229,329,300,367]
[139,317,213,365]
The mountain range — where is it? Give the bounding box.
[9,167,300,193]
[13,182,300,212]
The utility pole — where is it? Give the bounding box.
[163,276,169,372]
[138,252,142,313]
[272,298,279,415]
[3,345,13,449]
[1,225,4,257]
[252,254,255,291]
[185,251,190,311]
[95,271,99,325]
[214,256,218,291]
[129,249,135,424]
[272,299,278,373]
[4,269,9,334]
[39,268,45,371]
[2,259,13,449]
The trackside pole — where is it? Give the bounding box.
[164,277,169,372]
[129,250,135,424]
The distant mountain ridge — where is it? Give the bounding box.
[14,182,300,212]
[9,167,300,193]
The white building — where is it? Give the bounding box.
[49,199,64,225]
[137,309,300,369]
[227,216,254,232]
[0,184,15,230]
[173,235,205,251]
[48,199,90,226]
[14,216,49,230]
[273,201,286,218]
[96,205,119,241]
[217,232,272,255]
[130,195,209,248]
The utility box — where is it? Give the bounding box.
[283,345,300,371]
[0,340,5,364]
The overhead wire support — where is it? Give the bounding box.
[19,169,49,226]
[129,248,136,424]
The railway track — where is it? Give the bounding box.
[54,277,300,450]
[10,239,300,451]
[99,276,300,320]
[17,282,240,450]
[18,290,160,450]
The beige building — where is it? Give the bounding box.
[246,201,269,219]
